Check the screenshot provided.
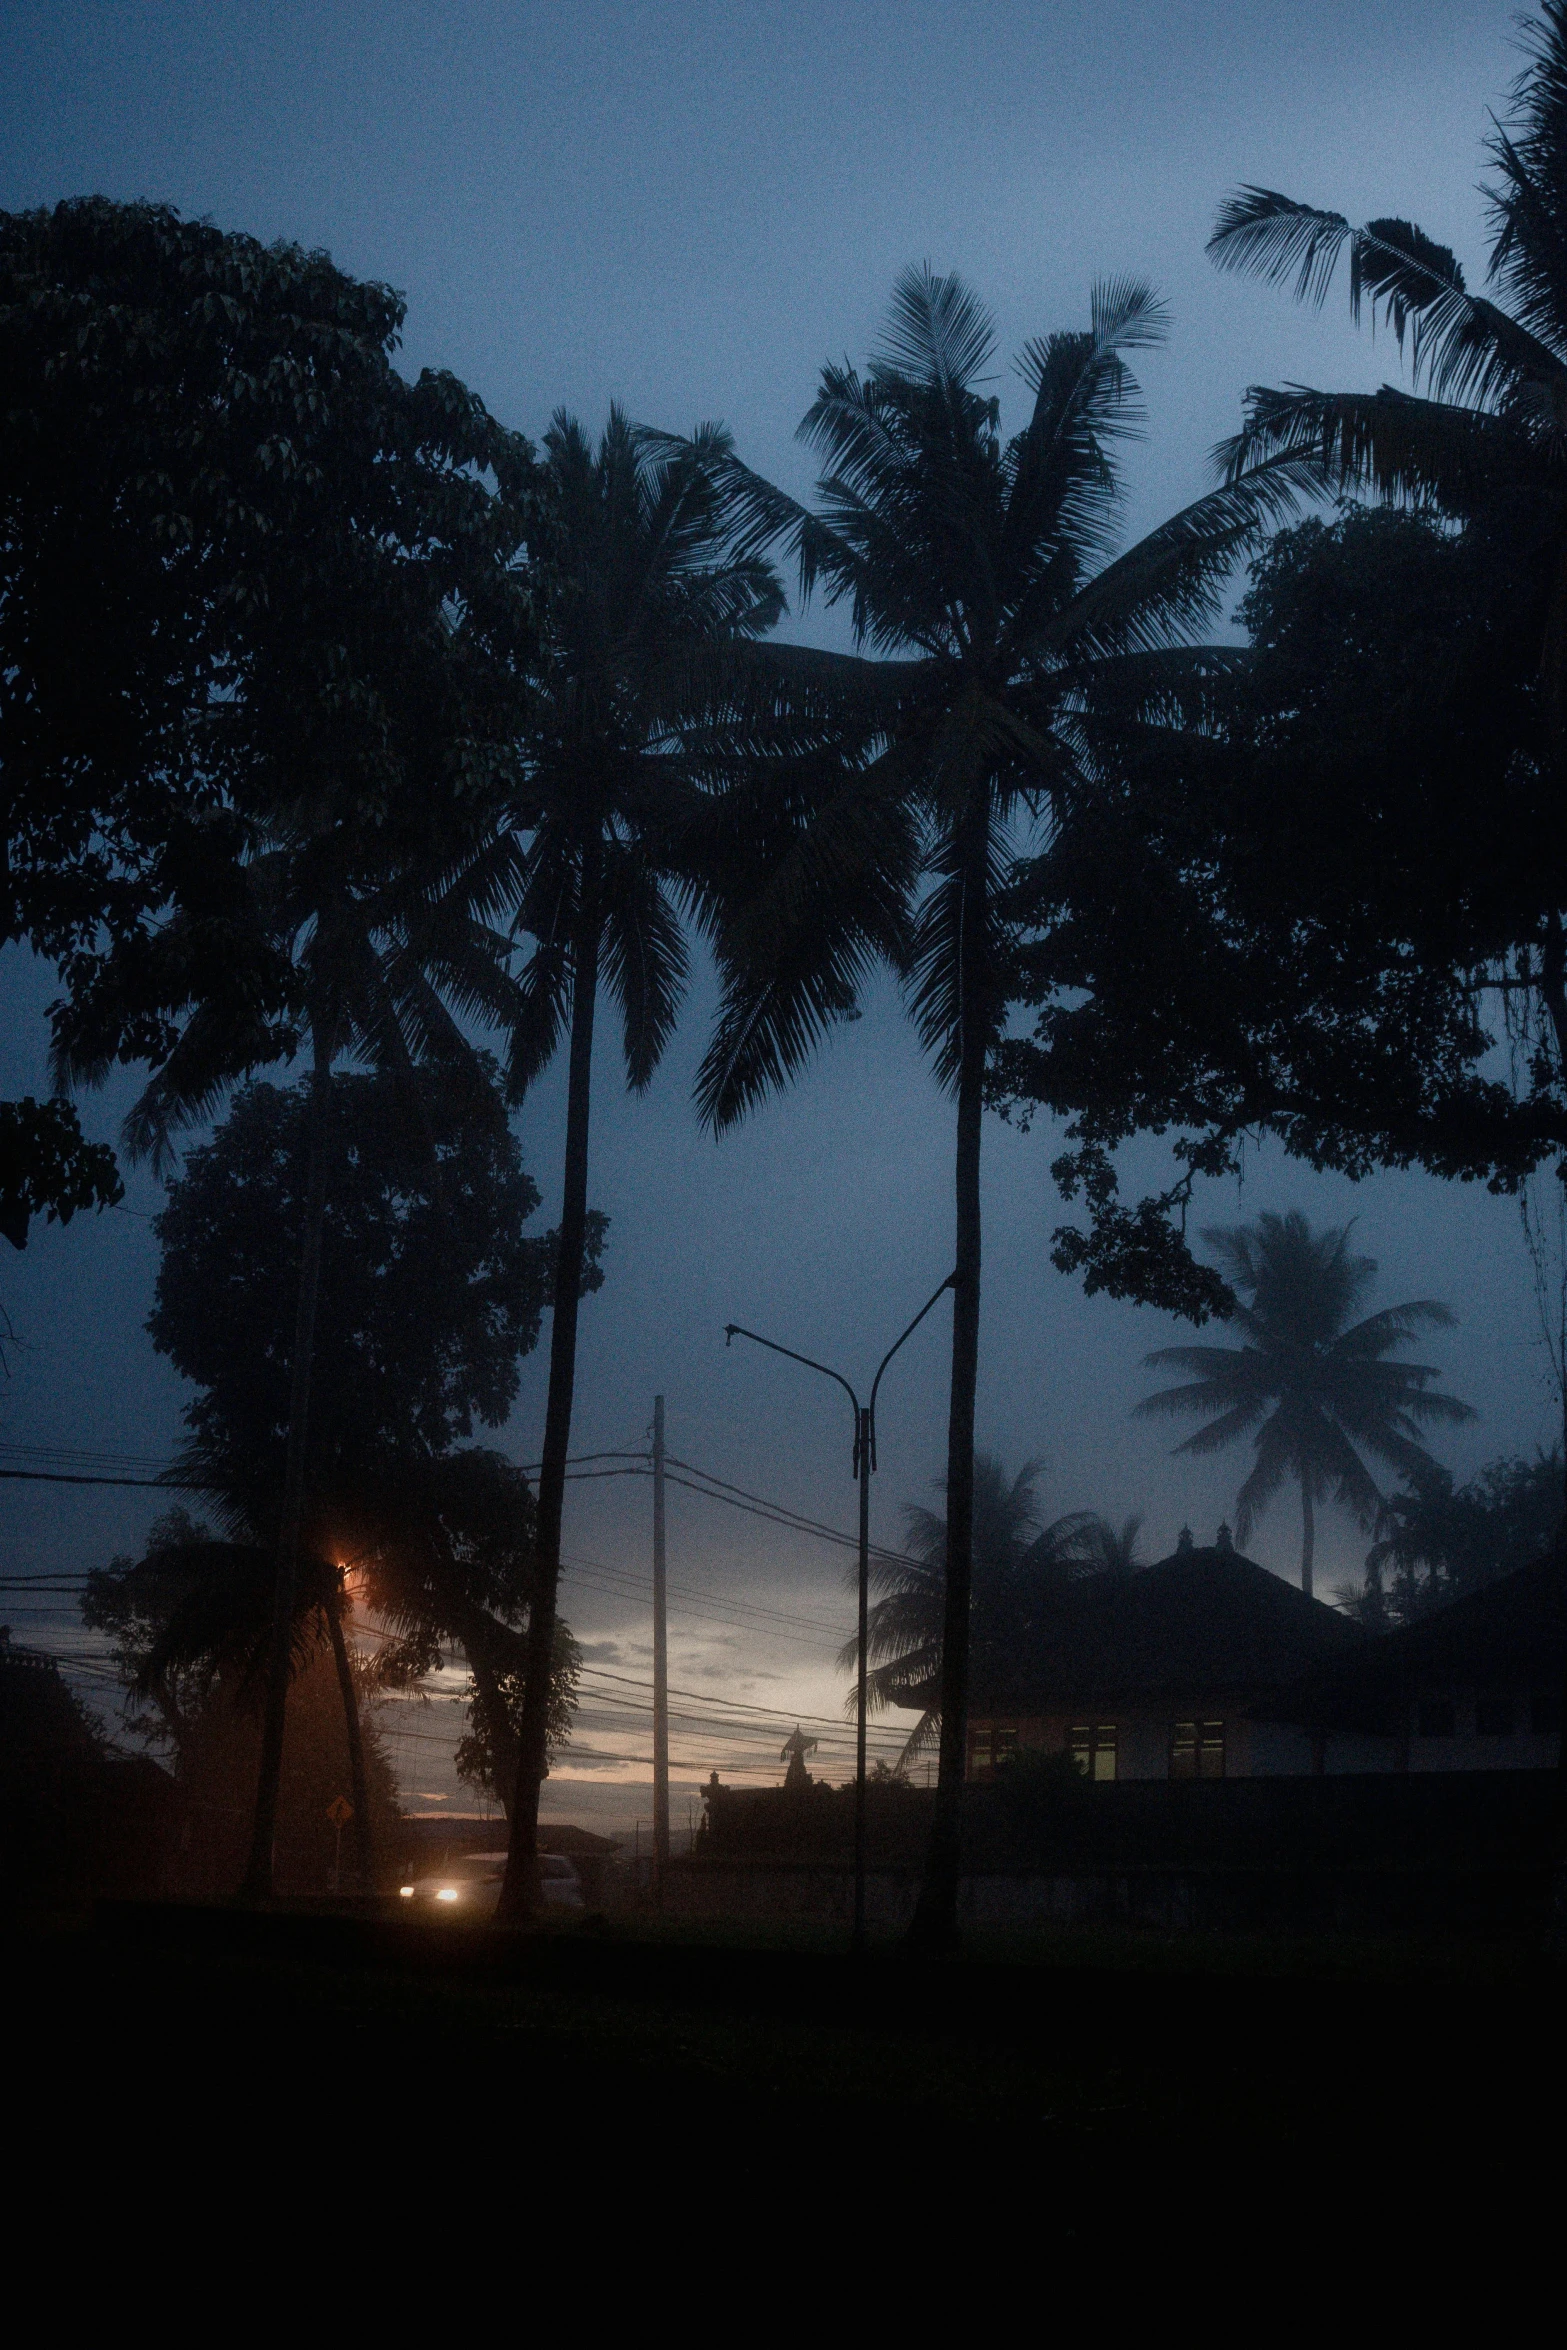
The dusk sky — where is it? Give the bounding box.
[2,0,1557,1833]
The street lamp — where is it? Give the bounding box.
[724,1271,955,1956]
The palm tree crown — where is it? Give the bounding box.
[506,408,783,1101]
[848,1454,1128,1766]
[495,408,783,1916]
[1138,1210,1475,1595]
[1208,3,1567,743]
[694,266,1307,1124]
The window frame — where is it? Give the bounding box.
[1067,1721,1118,1782]
[1169,1718,1226,1780]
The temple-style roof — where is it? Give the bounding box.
[968,1544,1363,1712]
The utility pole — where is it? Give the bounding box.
[652,1393,669,1900]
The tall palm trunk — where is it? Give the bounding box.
[242,1013,336,1898]
[909,807,989,1953]
[325,1597,373,1891]
[498,846,601,1922]
[1300,1482,1316,1600]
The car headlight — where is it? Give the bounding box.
[435,1887,459,1903]
[398,1885,414,1898]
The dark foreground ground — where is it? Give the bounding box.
[6,1899,1562,2242]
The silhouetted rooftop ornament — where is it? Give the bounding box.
[1176,1527,1194,1553]
[1215,1522,1235,1553]
[780,1723,819,1791]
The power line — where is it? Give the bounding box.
[0,1442,176,1472]
[0,1435,926,1569]
[0,1467,215,1491]
[665,1453,923,1569]
[5,1431,930,1785]
[559,1555,848,1651]
[574,1660,881,1737]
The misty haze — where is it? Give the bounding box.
[2,0,1562,2254]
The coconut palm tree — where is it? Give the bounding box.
[1207,8,1567,765]
[493,410,784,1920]
[679,266,1307,1944]
[1078,1513,1146,1577]
[845,1453,1129,1766]
[1137,1211,1475,1596]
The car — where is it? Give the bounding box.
[396,1849,585,1916]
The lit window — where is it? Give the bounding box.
[969,1725,1021,1779]
[1170,1720,1224,1779]
[1067,1723,1117,1781]
[1417,1700,1455,1738]
[1475,1697,1516,1737]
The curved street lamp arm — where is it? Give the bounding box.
[723,1323,861,1433]
[866,1272,957,1468]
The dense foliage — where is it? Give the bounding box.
[1347,1450,1565,1627]
[1000,508,1561,1317]
[136,1072,592,1805]
[1001,0,1567,1313]
[0,1096,121,1252]
[147,1065,587,1519]
[1,194,532,1222]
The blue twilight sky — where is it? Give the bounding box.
[2,1,1558,1826]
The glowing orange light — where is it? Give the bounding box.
[398,1885,414,1898]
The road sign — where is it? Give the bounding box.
[326,1795,354,1825]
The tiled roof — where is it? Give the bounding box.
[972,1545,1363,1710]
[1259,1551,1565,1732]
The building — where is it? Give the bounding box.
[1255,1550,1562,1771]
[961,1530,1365,1782]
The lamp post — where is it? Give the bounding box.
[724,1272,954,1956]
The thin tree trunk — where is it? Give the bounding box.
[908,812,988,1954]
[461,1605,519,1823]
[241,1014,336,1899]
[1535,908,1567,1942]
[1300,1481,1315,1601]
[325,1598,373,1892]
[498,851,601,1922]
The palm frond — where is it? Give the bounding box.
[1329,1300,1456,1354]
[1232,1423,1296,1546]
[695,751,919,1128]
[1168,1397,1273,1456]
[1043,459,1325,662]
[874,262,998,393]
[121,1000,282,1176]
[902,816,1018,1085]
[504,942,572,1104]
[1219,380,1524,517]
[1209,184,1567,417]
[598,851,689,1092]
[1208,187,1362,308]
